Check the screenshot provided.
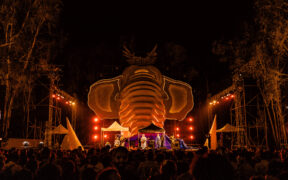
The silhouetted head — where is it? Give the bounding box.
[96,167,121,180]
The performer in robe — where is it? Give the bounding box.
[155,134,161,148]
[114,135,120,148]
[140,134,147,150]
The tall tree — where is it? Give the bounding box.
[0,0,61,138]
[213,0,288,148]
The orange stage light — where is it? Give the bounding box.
[176,134,180,137]
[104,134,108,138]
[189,117,193,122]
[94,126,98,130]
[189,126,193,130]
[94,117,99,122]
[93,135,98,140]
[176,127,179,131]
[190,135,194,139]
[56,97,60,100]
[52,94,56,98]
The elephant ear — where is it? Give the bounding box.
[163,76,194,120]
[88,76,121,119]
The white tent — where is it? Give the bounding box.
[216,123,245,133]
[101,121,129,132]
[61,117,84,150]
[101,121,130,146]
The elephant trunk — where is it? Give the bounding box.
[119,80,166,135]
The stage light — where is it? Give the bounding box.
[231,94,235,98]
[225,97,229,100]
[94,126,98,130]
[189,126,193,130]
[52,94,56,98]
[209,102,213,105]
[56,97,60,100]
[93,135,98,140]
[94,117,99,122]
[104,134,108,138]
[190,135,194,139]
[72,102,76,105]
[176,134,180,137]
[65,101,69,104]
[176,127,180,131]
[216,101,219,104]
[189,117,193,122]
[213,100,216,104]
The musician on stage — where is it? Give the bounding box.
[120,135,126,147]
[114,135,120,148]
[140,134,147,150]
[155,134,161,148]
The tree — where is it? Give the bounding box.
[0,0,61,138]
[213,0,288,148]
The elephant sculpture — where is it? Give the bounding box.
[88,46,194,135]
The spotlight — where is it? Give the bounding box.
[189,126,193,130]
[94,126,98,130]
[94,117,99,122]
[93,135,98,140]
[175,127,180,131]
[104,134,108,138]
[176,134,180,137]
[190,135,194,139]
[189,117,193,122]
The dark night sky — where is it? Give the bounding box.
[56,0,254,143]
[59,0,253,95]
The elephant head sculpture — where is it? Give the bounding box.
[88,46,194,135]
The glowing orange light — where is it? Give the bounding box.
[225,97,229,100]
[93,135,98,140]
[176,127,180,131]
[56,97,60,100]
[231,94,235,98]
[176,134,180,137]
[189,126,193,130]
[190,135,194,139]
[94,126,98,130]
[104,134,108,138]
[94,117,99,122]
[189,117,193,122]
[65,101,69,104]
[216,101,220,104]
[52,94,56,98]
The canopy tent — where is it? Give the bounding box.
[216,123,245,133]
[101,121,130,146]
[50,124,68,134]
[101,121,129,132]
[61,117,84,150]
[138,124,165,133]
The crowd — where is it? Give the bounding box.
[0,145,288,180]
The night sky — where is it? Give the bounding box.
[56,0,254,143]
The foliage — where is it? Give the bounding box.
[0,0,62,137]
